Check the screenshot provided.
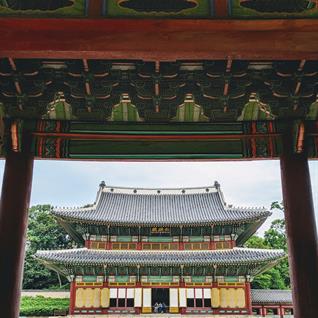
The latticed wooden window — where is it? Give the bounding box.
[118,266,128,275]
[109,227,118,235]
[184,266,192,276]
[202,226,211,235]
[192,227,201,236]
[119,227,130,235]
[183,227,191,236]
[224,225,233,235]
[140,227,150,236]
[194,267,204,276]
[130,227,139,235]
[213,225,222,235]
[140,266,149,276]
[161,267,171,276]
[96,266,104,276]
[108,266,117,276]
[150,267,160,275]
[128,267,137,275]
[171,227,180,235]
[205,266,213,276]
[172,267,180,275]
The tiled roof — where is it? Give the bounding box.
[52,183,270,226]
[35,247,285,266]
[251,289,293,304]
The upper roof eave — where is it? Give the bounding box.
[52,183,271,227]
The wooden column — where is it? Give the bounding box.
[245,282,252,315]
[69,280,76,315]
[0,147,34,318]
[280,125,318,318]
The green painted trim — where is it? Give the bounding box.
[83,276,97,282]
[115,276,129,283]
[117,236,132,242]
[70,130,243,135]
[69,154,244,159]
[189,236,204,242]
[191,276,206,283]
[148,237,173,242]
[148,276,173,283]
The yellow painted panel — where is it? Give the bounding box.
[211,288,220,308]
[170,307,179,313]
[142,307,152,313]
[93,288,101,308]
[84,288,94,308]
[220,288,229,308]
[236,288,246,308]
[75,288,85,308]
[228,288,236,308]
[101,288,110,308]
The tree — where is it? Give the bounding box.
[23,205,73,289]
[245,201,290,289]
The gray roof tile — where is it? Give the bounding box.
[251,289,292,304]
[53,184,270,226]
[36,247,285,266]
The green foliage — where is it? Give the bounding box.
[244,235,268,249]
[20,296,69,316]
[245,201,290,289]
[23,205,73,289]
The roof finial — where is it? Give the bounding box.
[99,181,106,189]
[214,180,220,189]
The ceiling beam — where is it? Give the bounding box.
[1,18,318,60]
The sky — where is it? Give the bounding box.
[0,159,317,236]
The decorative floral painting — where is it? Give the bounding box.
[106,0,211,17]
[0,0,85,16]
[231,0,318,18]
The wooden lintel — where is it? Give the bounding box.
[1,19,318,60]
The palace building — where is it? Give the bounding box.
[36,181,286,315]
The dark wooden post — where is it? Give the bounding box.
[280,124,318,318]
[0,146,34,318]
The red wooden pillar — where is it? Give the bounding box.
[69,280,76,315]
[280,124,318,318]
[245,282,252,315]
[262,306,266,317]
[0,147,34,318]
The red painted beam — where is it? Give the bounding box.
[1,19,318,60]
